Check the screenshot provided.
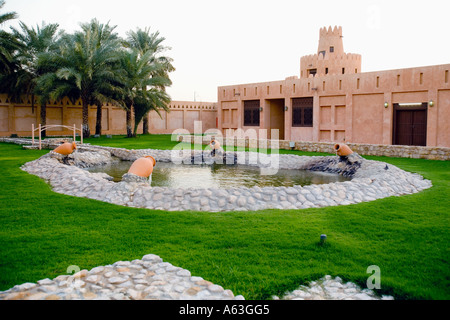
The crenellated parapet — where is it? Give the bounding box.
[300,26,362,78]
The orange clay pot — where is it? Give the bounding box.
[210,139,220,150]
[53,142,77,155]
[334,143,353,156]
[127,156,156,178]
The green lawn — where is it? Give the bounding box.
[0,135,449,299]
[82,134,334,156]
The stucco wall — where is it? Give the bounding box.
[0,96,217,137]
[218,64,450,148]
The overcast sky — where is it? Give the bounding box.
[2,0,449,102]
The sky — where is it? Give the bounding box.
[2,0,450,102]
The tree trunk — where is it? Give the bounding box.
[82,100,90,138]
[40,102,47,139]
[133,121,139,138]
[142,112,149,135]
[126,105,133,138]
[95,103,102,136]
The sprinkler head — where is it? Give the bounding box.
[320,234,327,245]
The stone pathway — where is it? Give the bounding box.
[274,275,394,300]
[0,255,393,300]
[0,254,243,300]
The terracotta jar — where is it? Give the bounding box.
[53,142,77,155]
[128,156,156,178]
[334,143,353,156]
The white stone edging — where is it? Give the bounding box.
[20,145,432,212]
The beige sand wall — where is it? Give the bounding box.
[0,97,217,137]
[218,64,450,147]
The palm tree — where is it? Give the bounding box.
[45,19,123,138]
[118,48,171,137]
[118,49,148,138]
[80,20,123,136]
[5,21,60,138]
[0,0,20,74]
[132,86,171,137]
[125,27,174,134]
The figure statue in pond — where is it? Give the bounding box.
[209,137,224,157]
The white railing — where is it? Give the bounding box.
[31,124,83,150]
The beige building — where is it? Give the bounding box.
[218,26,450,148]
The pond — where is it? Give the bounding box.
[87,161,350,189]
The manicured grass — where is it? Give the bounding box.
[0,137,449,300]
[83,134,182,150]
[83,134,334,156]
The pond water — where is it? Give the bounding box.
[87,161,349,189]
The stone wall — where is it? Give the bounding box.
[178,135,450,160]
[0,94,217,137]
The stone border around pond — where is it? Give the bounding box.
[19,144,432,212]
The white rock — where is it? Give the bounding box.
[85,275,99,283]
[176,270,191,277]
[37,279,54,286]
[208,284,224,293]
[108,277,128,284]
[142,254,162,262]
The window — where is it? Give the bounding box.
[330,46,334,53]
[325,67,329,74]
[243,100,260,126]
[307,69,317,77]
[342,68,345,74]
[292,97,313,127]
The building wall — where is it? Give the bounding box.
[218,64,450,148]
[0,96,217,137]
[218,24,450,148]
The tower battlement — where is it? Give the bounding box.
[319,25,343,37]
[300,26,362,78]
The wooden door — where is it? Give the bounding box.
[393,103,427,146]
